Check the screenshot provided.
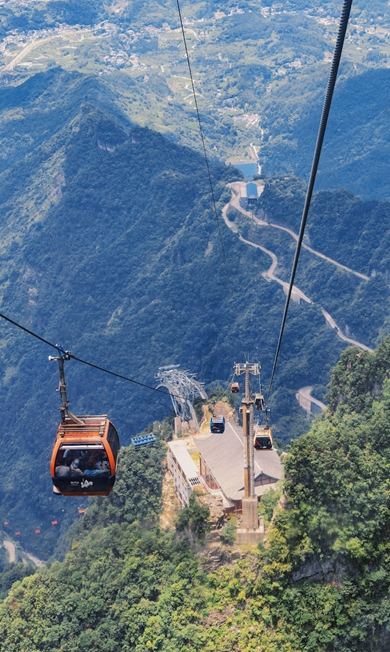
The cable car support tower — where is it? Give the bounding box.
[235,361,263,544]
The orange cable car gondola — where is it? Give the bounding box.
[49,349,120,497]
[230,382,240,394]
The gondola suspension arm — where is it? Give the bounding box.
[49,348,85,426]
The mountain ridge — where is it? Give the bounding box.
[0,67,386,562]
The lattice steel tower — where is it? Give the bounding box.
[156,365,207,430]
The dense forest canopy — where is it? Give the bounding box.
[2,338,390,649]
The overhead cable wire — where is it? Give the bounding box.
[176,0,232,291]
[0,311,187,401]
[0,312,59,351]
[267,0,353,399]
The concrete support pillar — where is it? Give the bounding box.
[234,361,263,545]
[241,497,259,530]
[237,498,264,544]
[174,417,182,435]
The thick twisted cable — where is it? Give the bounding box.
[267,0,353,399]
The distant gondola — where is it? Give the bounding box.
[254,393,265,411]
[210,415,226,434]
[230,382,240,394]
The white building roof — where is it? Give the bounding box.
[168,440,199,482]
[195,421,283,501]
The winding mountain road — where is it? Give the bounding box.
[296,386,327,415]
[230,182,369,282]
[222,185,373,353]
[238,234,312,304]
[267,220,369,281]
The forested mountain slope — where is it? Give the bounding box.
[0,0,389,198]
[264,68,390,200]
[2,338,390,651]
[1,67,390,559]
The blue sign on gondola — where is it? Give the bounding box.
[131,433,156,447]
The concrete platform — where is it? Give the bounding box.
[236,526,264,545]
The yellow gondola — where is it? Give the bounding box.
[253,424,273,450]
[254,393,265,410]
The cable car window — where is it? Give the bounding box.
[54,443,110,479]
[107,424,119,461]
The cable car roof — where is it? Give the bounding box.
[59,443,105,450]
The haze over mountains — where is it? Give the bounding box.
[0,0,389,196]
[0,0,387,565]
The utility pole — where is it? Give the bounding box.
[234,361,263,543]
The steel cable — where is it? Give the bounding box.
[176,0,232,291]
[0,311,187,401]
[267,0,353,399]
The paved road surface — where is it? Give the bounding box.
[238,234,312,304]
[2,29,89,73]
[321,309,373,351]
[268,221,370,281]
[25,552,44,568]
[222,186,374,353]
[297,386,327,413]
[229,182,369,281]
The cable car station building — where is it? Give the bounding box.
[167,422,282,511]
[167,439,203,506]
[196,422,282,511]
[239,182,259,209]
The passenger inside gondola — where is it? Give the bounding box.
[84,460,109,477]
[55,448,110,477]
[55,459,71,477]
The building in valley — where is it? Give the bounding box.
[239,182,259,209]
